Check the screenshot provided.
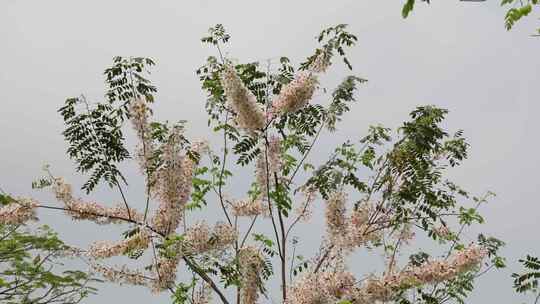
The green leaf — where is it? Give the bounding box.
[402,0,415,18]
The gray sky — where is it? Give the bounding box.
[1,0,539,303]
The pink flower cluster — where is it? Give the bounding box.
[231,198,267,217]
[272,72,318,114]
[434,225,452,239]
[151,136,205,235]
[309,52,331,73]
[129,97,155,175]
[325,191,348,243]
[285,271,356,304]
[358,245,487,302]
[0,197,38,224]
[52,178,142,223]
[287,245,486,304]
[91,263,152,287]
[183,221,237,254]
[151,221,237,292]
[220,64,266,132]
[238,246,265,304]
[255,136,283,197]
[153,256,181,292]
[88,228,151,259]
[325,193,382,250]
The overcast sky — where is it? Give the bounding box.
[1,1,539,303]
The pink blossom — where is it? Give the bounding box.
[238,246,264,304]
[220,64,266,132]
[129,97,155,177]
[255,136,283,197]
[52,177,142,224]
[325,191,348,244]
[88,228,151,259]
[91,263,152,287]
[184,221,237,254]
[272,72,318,114]
[0,197,38,224]
[231,198,267,217]
[151,136,205,235]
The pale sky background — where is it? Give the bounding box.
[1,0,539,303]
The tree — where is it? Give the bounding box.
[0,24,506,304]
[0,194,98,304]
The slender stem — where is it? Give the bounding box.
[263,135,282,257]
[289,243,296,282]
[274,173,287,301]
[115,183,132,221]
[473,264,495,279]
[286,121,325,187]
[284,194,312,241]
[240,215,259,248]
[216,44,225,64]
[217,113,233,226]
[278,209,287,300]
[183,256,230,304]
[141,127,152,223]
[149,238,165,290]
[313,245,333,273]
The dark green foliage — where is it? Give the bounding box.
[0,224,99,304]
[197,56,226,124]
[436,272,475,304]
[291,258,310,277]
[304,104,495,263]
[278,104,326,139]
[201,24,230,46]
[270,57,295,95]
[59,56,156,193]
[305,141,370,200]
[513,255,540,297]
[234,136,261,166]
[402,0,417,18]
[270,181,293,217]
[235,62,267,104]
[31,177,52,190]
[477,234,506,268]
[253,234,278,258]
[299,24,358,71]
[104,56,157,115]
[387,106,470,229]
[59,96,130,193]
[409,251,430,266]
[326,76,368,131]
